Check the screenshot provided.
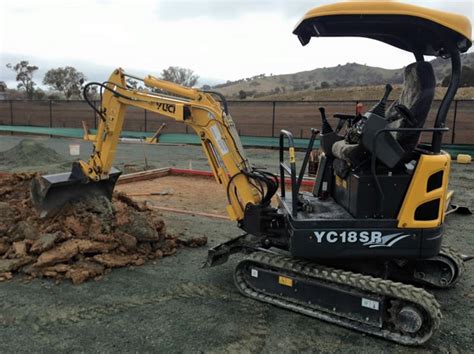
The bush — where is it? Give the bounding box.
[320,81,330,89]
[442,65,474,87]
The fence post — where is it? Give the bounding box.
[144,109,147,132]
[451,100,458,145]
[9,100,13,126]
[49,100,53,128]
[271,101,276,137]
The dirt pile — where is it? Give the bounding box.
[0,173,207,284]
[0,140,67,167]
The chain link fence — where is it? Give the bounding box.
[0,99,472,144]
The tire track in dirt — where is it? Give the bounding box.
[0,282,271,353]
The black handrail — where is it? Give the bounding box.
[297,128,319,192]
[371,127,449,217]
[279,130,298,217]
[279,128,320,218]
[432,46,461,153]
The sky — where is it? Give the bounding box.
[0,0,473,88]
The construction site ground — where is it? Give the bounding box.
[1,135,473,353]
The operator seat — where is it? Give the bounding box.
[331,61,436,170]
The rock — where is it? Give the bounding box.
[93,253,142,268]
[163,248,177,256]
[115,192,148,211]
[65,216,85,237]
[116,232,137,250]
[44,263,70,273]
[12,240,29,257]
[137,242,152,254]
[177,235,208,248]
[153,217,166,234]
[0,272,13,281]
[118,209,160,242]
[75,239,118,254]
[65,261,105,285]
[7,221,38,241]
[35,239,118,267]
[0,202,15,233]
[0,258,32,272]
[30,233,60,254]
[0,240,10,255]
[35,240,80,266]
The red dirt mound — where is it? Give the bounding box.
[0,173,207,284]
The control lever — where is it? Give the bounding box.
[370,84,393,118]
[394,104,417,126]
[319,107,334,134]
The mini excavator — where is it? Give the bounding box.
[31,1,472,345]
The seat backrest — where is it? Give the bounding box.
[386,61,436,152]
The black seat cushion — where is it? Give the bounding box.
[332,61,435,167]
[386,61,436,152]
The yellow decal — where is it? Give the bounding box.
[335,175,347,189]
[278,276,293,287]
[289,147,296,163]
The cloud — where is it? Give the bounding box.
[155,0,329,21]
[1,0,472,87]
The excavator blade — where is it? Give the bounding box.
[30,165,121,218]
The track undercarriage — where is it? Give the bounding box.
[234,250,443,345]
[207,231,466,345]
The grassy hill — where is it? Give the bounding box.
[257,85,474,101]
[213,52,474,100]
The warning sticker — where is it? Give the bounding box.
[210,124,229,155]
[361,298,380,310]
[278,276,293,287]
[251,269,259,278]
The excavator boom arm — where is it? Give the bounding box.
[77,68,264,221]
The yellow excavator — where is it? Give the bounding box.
[31,1,472,345]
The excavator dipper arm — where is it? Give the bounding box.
[31,68,276,222]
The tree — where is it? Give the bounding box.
[238,90,247,99]
[43,66,86,100]
[161,66,199,87]
[320,81,330,89]
[201,84,211,90]
[33,88,46,100]
[6,60,39,99]
[0,81,6,92]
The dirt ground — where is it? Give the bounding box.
[0,135,473,352]
[116,175,229,217]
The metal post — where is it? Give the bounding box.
[9,100,13,126]
[144,109,147,132]
[49,100,53,128]
[271,101,276,137]
[451,100,458,144]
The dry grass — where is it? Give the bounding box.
[244,85,474,101]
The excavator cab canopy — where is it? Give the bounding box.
[293,1,472,57]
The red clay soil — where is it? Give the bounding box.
[115,175,229,216]
[0,173,207,284]
[115,173,315,217]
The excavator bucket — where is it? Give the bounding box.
[30,164,121,218]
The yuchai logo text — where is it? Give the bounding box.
[156,103,176,114]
